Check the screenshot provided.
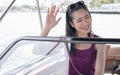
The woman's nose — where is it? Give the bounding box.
[82,18,90,25]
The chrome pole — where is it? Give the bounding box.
[0,0,16,22]
[36,0,43,33]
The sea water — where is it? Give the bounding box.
[0,12,120,53]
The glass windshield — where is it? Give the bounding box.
[0,37,120,75]
[0,40,69,75]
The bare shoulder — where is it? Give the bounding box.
[95,44,106,50]
[91,34,106,51]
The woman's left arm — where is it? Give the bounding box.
[95,44,106,75]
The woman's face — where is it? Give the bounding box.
[70,9,92,36]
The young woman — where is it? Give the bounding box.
[41,1,106,75]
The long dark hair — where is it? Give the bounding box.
[65,1,92,53]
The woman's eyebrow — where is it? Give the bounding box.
[76,14,89,20]
[84,14,90,18]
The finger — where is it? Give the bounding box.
[54,7,59,16]
[46,7,50,19]
[52,5,56,13]
[47,7,50,15]
[51,5,56,15]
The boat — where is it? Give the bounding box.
[0,0,120,75]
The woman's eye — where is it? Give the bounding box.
[85,16,90,19]
[77,20,82,22]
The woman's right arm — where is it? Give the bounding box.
[41,5,62,36]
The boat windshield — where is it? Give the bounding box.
[0,37,70,75]
[0,36,120,75]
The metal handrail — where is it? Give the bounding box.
[1,36,120,59]
[18,36,120,44]
[90,10,120,14]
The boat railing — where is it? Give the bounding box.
[1,36,120,58]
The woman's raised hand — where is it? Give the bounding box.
[46,5,61,29]
[41,5,62,36]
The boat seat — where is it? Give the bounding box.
[105,45,120,74]
[106,45,120,60]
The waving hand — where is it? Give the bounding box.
[41,5,62,36]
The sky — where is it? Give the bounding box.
[0,0,68,8]
[0,0,37,6]
[0,0,84,6]
[0,0,88,6]
[15,0,36,5]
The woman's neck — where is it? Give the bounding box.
[77,32,88,38]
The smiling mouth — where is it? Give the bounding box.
[83,26,90,30]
